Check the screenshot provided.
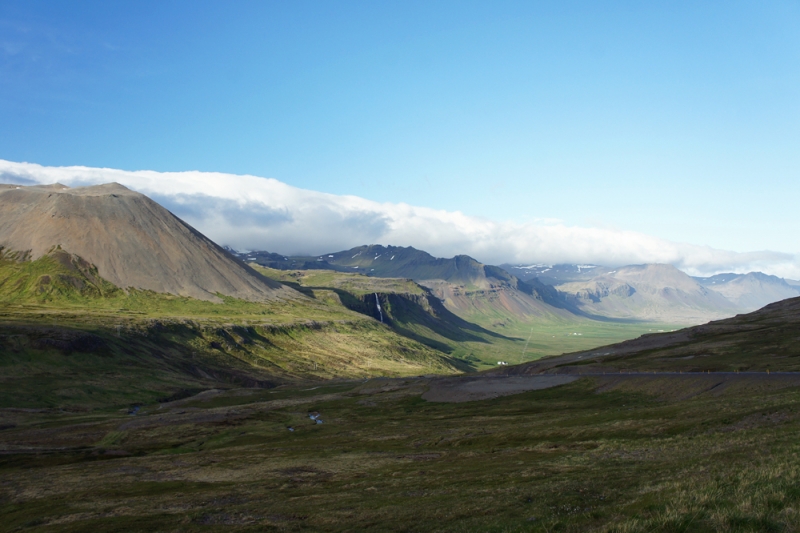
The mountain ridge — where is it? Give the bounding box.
[694,271,800,310]
[234,245,573,324]
[506,261,800,318]
[554,263,740,323]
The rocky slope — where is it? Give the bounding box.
[501,263,605,285]
[0,183,296,302]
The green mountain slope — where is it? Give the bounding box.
[252,266,518,368]
[505,295,800,374]
[0,250,465,409]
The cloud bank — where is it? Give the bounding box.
[1,159,798,278]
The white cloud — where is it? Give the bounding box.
[2,159,798,278]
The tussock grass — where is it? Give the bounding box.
[2,377,799,531]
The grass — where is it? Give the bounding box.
[0,250,357,324]
[259,267,427,297]
[253,266,528,369]
[0,318,469,410]
[446,296,685,366]
[1,375,799,531]
[537,297,800,374]
[0,253,471,409]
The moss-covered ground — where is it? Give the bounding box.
[1,376,799,532]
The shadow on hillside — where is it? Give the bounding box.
[275,280,316,298]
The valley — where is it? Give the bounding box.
[2,4,798,531]
[1,182,799,531]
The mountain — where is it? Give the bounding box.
[0,186,473,407]
[693,272,800,311]
[236,245,571,323]
[507,261,800,320]
[0,183,294,302]
[554,263,740,323]
[501,263,606,286]
[245,244,529,286]
[233,249,353,272]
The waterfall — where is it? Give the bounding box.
[521,327,533,363]
[375,293,384,323]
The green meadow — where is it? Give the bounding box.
[2,375,799,532]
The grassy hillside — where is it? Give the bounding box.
[0,252,465,409]
[253,266,523,368]
[2,373,799,531]
[506,296,800,374]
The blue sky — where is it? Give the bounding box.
[1,1,799,260]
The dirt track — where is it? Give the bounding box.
[422,371,800,403]
[422,375,578,402]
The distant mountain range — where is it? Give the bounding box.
[232,245,570,326]
[552,263,740,322]
[501,263,606,286]
[235,249,800,325]
[693,272,800,310]
[503,262,800,317]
